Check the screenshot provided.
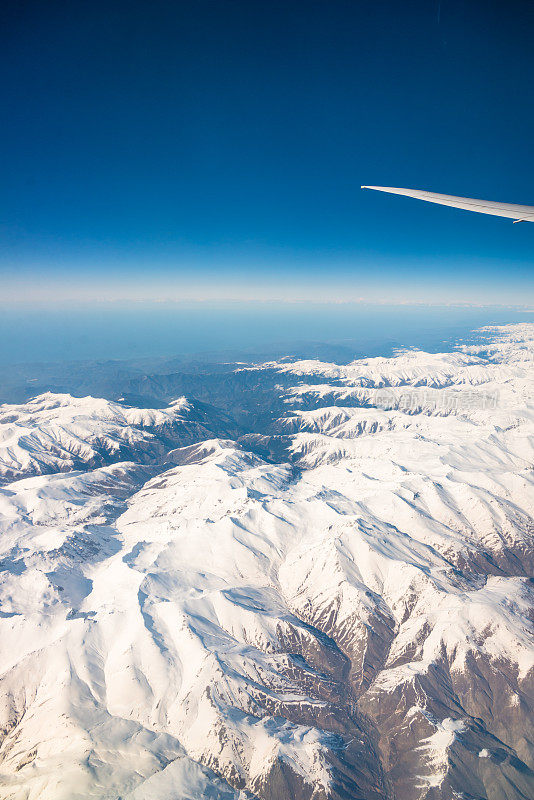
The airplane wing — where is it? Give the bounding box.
[361,186,534,222]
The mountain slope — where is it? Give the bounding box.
[0,324,532,800]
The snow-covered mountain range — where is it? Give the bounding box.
[0,324,532,800]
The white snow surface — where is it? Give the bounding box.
[0,393,207,484]
[0,324,533,799]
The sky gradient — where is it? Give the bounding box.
[1,0,533,306]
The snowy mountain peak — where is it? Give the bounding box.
[0,325,533,800]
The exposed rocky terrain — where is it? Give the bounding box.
[0,324,532,800]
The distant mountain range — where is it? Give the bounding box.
[0,324,532,800]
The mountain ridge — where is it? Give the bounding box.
[0,323,532,799]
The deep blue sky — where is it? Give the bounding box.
[1,0,533,305]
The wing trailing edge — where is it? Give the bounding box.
[361,186,534,222]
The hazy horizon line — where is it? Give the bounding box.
[2,297,533,311]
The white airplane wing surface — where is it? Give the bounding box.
[361,186,534,222]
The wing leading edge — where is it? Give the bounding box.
[361,186,534,222]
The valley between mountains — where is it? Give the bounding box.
[0,324,533,800]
